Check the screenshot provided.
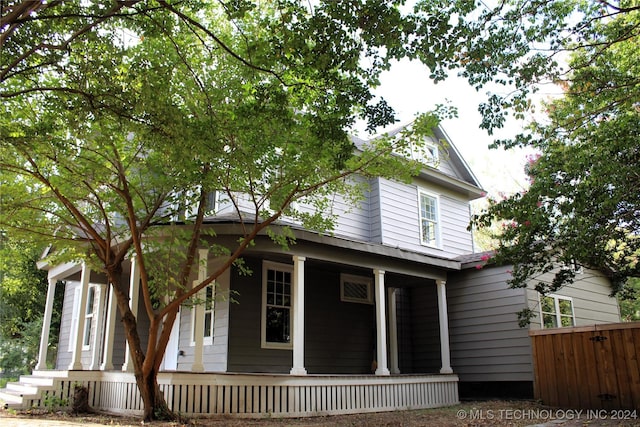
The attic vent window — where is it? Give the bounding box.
[340,274,373,304]
[410,142,439,166]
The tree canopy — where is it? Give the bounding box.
[1,0,443,419]
[3,0,639,418]
[470,1,640,318]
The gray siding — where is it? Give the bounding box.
[378,178,474,258]
[305,267,375,374]
[448,264,621,383]
[227,258,377,374]
[368,178,382,243]
[330,175,373,242]
[526,268,621,330]
[432,140,458,178]
[56,281,75,369]
[447,266,533,382]
[227,258,292,373]
[55,267,144,371]
[56,282,107,369]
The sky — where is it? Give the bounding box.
[357,58,537,197]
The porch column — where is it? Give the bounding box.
[373,269,390,376]
[89,284,106,370]
[436,280,453,374]
[290,256,307,375]
[100,283,117,370]
[122,255,140,372]
[191,248,208,373]
[35,278,57,370]
[387,287,400,374]
[69,263,90,370]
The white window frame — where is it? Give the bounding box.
[190,283,215,346]
[184,189,218,220]
[417,189,441,248]
[69,285,81,352]
[411,141,439,165]
[340,273,373,304]
[82,286,97,350]
[539,294,576,328]
[261,261,293,350]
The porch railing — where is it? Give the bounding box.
[31,370,459,417]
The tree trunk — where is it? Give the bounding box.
[137,367,172,421]
[107,269,175,421]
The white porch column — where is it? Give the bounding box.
[35,278,57,370]
[100,283,117,370]
[436,279,453,374]
[373,269,390,376]
[387,287,400,374]
[89,284,106,370]
[290,256,307,375]
[191,248,208,372]
[122,256,140,372]
[69,263,90,370]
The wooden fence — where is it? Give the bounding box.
[530,322,640,410]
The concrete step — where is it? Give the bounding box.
[18,375,55,387]
[6,382,39,395]
[0,388,24,405]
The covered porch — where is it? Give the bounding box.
[25,231,461,416]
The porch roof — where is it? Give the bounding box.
[201,221,461,280]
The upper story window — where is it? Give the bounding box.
[540,294,575,328]
[418,189,440,248]
[410,141,439,166]
[261,261,293,349]
[393,137,440,167]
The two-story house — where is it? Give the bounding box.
[0,125,621,417]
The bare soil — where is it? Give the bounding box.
[2,400,639,427]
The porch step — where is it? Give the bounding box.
[0,387,26,407]
[19,375,55,387]
[6,382,39,395]
[0,374,58,409]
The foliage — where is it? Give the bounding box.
[414,0,640,138]
[1,0,448,420]
[471,5,640,317]
[0,317,44,384]
[619,278,640,321]
[0,235,62,381]
[0,236,50,337]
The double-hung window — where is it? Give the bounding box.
[82,286,96,349]
[261,261,293,349]
[540,294,575,328]
[418,190,440,247]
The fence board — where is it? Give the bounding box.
[622,329,640,407]
[531,322,640,410]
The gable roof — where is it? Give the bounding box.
[352,123,485,199]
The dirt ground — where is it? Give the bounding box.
[2,400,640,427]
